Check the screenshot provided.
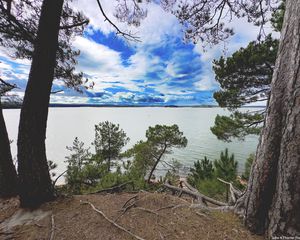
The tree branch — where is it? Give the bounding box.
[163,182,227,206]
[81,200,145,240]
[95,0,141,42]
[59,20,89,30]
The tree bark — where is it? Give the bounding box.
[0,100,18,197]
[240,0,300,237]
[17,0,64,208]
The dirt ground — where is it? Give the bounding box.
[0,192,264,240]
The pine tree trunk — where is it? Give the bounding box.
[17,0,64,208]
[0,101,18,197]
[240,0,300,237]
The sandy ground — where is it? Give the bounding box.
[0,192,264,240]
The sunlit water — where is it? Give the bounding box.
[4,107,259,182]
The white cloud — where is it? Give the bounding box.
[71,0,181,46]
[0,61,12,70]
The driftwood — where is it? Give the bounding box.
[90,181,134,194]
[163,182,227,206]
[81,200,145,240]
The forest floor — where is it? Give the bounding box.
[0,192,264,240]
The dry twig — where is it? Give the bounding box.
[81,200,145,240]
[49,214,55,240]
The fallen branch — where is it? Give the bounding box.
[81,200,145,240]
[172,203,234,212]
[156,204,175,211]
[135,207,162,217]
[91,181,134,194]
[49,214,55,240]
[181,180,207,205]
[163,182,227,206]
[122,195,138,209]
[217,178,242,204]
[115,201,137,222]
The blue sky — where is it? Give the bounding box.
[0,0,268,106]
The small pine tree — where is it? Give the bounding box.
[214,148,238,182]
[65,137,91,193]
[188,157,214,185]
[93,121,129,172]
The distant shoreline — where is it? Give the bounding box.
[3,103,266,109]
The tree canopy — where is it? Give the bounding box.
[0,0,90,91]
[145,124,187,182]
[93,121,129,172]
[211,15,281,141]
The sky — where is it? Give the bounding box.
[0,0,273,106]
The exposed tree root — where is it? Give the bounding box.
[81,200,145,240]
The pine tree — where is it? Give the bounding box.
[93,121,129,172]
[214,149,238,182]
[188,157,214,185]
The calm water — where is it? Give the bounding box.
[4,107,259,179]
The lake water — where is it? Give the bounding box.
[4,107,259,180]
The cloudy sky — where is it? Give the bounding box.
[0,0,273,106]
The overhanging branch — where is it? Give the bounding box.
[59,19,89,30]
[95,0,141,42]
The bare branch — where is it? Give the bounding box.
[163,182,227,206]
[96,0,141,42]
[50,90,64,94]
[52,170,67,187]
[81,200,145,240]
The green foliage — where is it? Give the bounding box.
[145,124,187,182]
[164,159,182,185]
[124,124,187,184]
[271,1,285,32]
[146,124,188,150]
[242,153,254,180]
[195,178,227,201]
[214,148,238,182]
[211,112,263,142]
[213,35,277,109]
[124,140,156,178]
[211,2,285,142]
[93,121,129,172]
[187,149,239,201]
[188,157,214,185]
[65,137,91,193]
[212,35,278,141]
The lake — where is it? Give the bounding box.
[4,107,259,180]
